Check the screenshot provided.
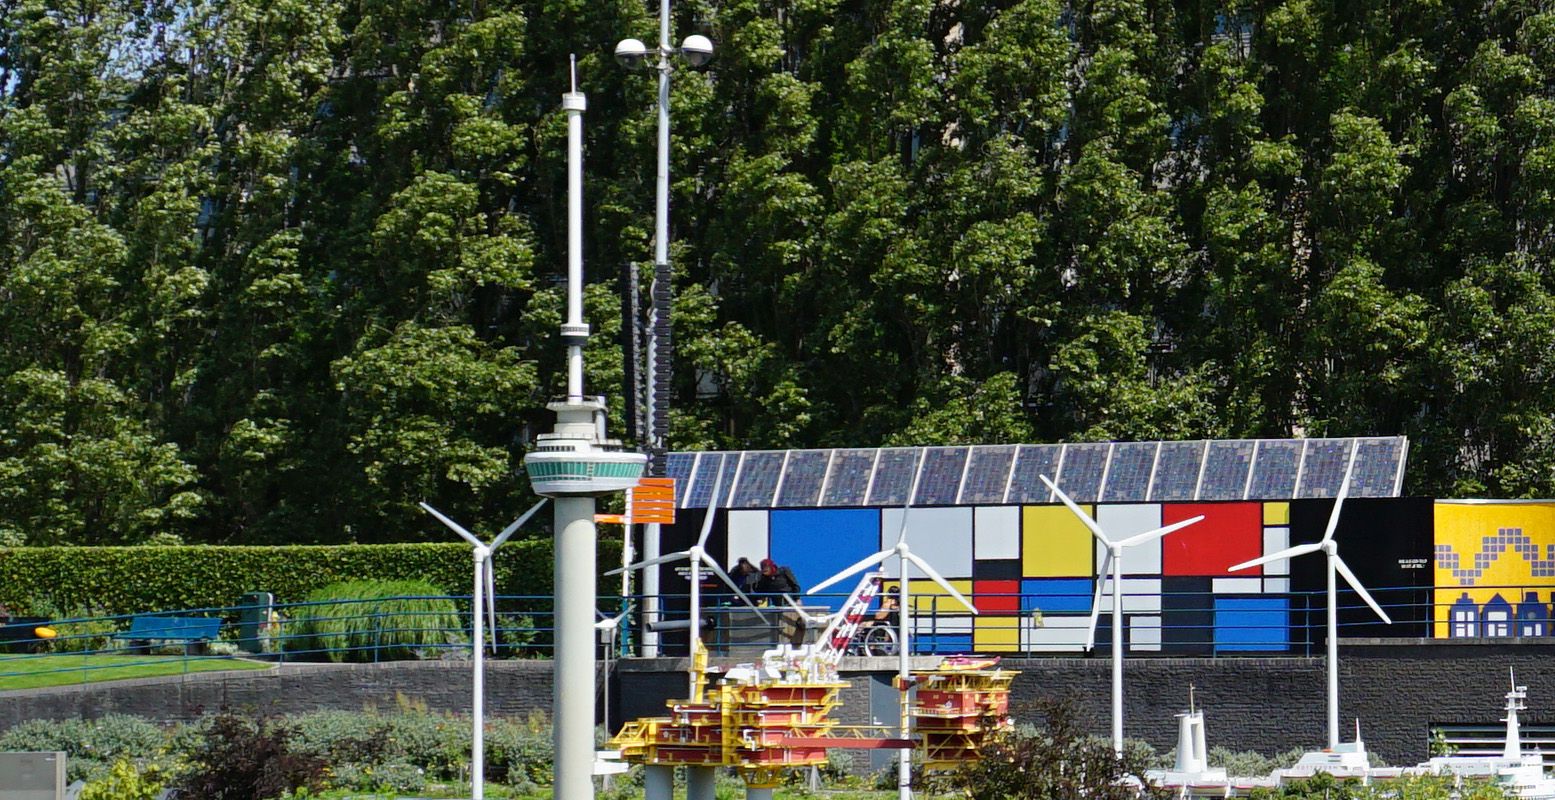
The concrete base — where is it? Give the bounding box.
[747,787,774,800]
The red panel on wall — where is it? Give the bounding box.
[1162,503,1262,576]
[974,580,1022,613]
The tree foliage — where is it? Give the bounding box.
[4,0,1555,543]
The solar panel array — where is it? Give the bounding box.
[664,437,1409,508]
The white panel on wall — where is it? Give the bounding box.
[1129,615,1162,651]
[1262,526,1291,576]
[881,507,974,578]
[1264,577,1290,593]
[1023,614,1090,652]
[727,510,769,568]
[1212,577,1263,594]
[973,506,1020,560]
[913,615,973,637]
[1095,504,1164,574]
[1097,577,1163,613]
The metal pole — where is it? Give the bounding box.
[555,496,598,800]
[471,549,487,800]
[1326,549,1339,749]
[1111,546,1124,757]
[640,0,674,661]
[643,523,660,656]
[689,555,701,695]
[898,557,912,800]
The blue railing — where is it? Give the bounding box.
[0,584,1547,685]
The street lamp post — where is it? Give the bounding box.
[615,10,712,659]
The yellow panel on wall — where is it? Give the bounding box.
[1434,502,1555,638]
[1022,505,1095,577]
[1263,502,1289,526]
[883,579,976,614]
[973,615,1023,652]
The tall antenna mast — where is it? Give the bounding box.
[526,58,647,800]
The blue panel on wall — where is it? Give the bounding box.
[1200,441,1254,500]
[769,509,881,611]
[1213,597,1289,652]
[916,633,974,655]
[1103,442,1157,502]
[1020,578,1094,614]
[1352,437,1404,496]
[1006,445,1061,503]
[867,449,921,505]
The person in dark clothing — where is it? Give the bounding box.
[730,557,761,595]
[755,558,801,597]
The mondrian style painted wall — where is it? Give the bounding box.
[1434,501,1555,638]
[656,497,1433,655]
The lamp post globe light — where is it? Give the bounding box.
[615,9,713,660]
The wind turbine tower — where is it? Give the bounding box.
[524,60,648,800]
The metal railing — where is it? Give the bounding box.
[0,583,1550,684]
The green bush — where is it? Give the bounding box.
[284,580,467,662]
[0,537,620,618]
[80,758,166,800]
[27,598,123,653]
[0,715,169,782]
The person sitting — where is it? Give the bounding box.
[755,558,801,598]
[867,588,900,629]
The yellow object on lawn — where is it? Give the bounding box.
[34,626,57,639]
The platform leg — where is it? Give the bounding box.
[687,766,717,800]
[746,786,774,800]
[644,765,673,800]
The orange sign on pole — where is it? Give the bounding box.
[630,478,676,525]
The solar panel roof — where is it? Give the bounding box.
[667,437,1407,507]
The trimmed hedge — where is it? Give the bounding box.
[0,538,622,617]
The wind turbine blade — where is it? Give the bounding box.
[700,552,768,623]
[485,559,499,651]
[1334,556,1392,625]
[420,502,482,548]
[490,498,550,550]
[785,594,829,624]
[1119,515,1205,548]
[1085,551,1111,650]
[1227,542,1323,573]
[1321,456,1357,544]
[904,553,978,614]
[808,550,894,595]
[1039,475,1110,543]
[696,459,728,549]
[605,550,689,576]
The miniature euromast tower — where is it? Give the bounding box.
[524,61,647,800]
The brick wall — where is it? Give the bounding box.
[5,641,1552,767]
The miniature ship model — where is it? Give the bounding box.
[609,571,1016,794]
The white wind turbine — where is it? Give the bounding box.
[1227,456,1390,750]
[608,458,767,694]
[1040,474,1204,757]
[421,497,550,800]
[808,469,978,800]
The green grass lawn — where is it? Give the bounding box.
[0,653,273,690]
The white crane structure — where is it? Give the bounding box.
[419,498,549,800]
[1228,456,1391,750]
[1039,474,1204,757]
[807,471,978,800]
